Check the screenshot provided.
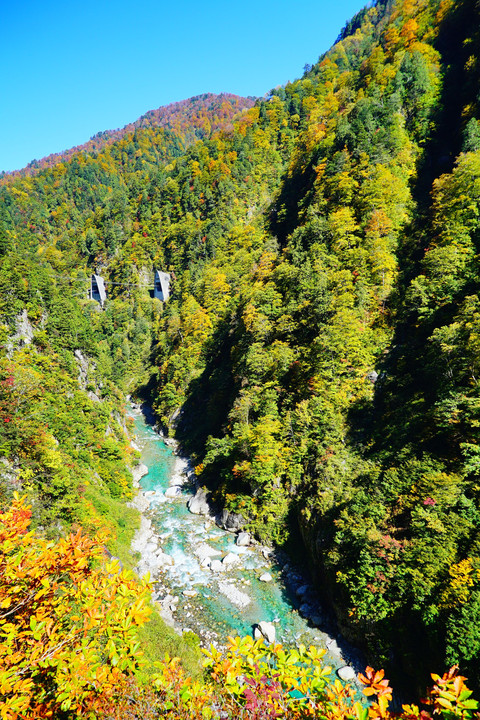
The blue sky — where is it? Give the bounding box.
[1,0,364,173]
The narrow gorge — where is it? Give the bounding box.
[127,404,363,681]
[2,0,480,713]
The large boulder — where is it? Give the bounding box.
[216,508,246,532]
[236,531,251,546]
[132,462,149,485]
[254,621,276,644]
[210,559,224,573]
[165,485,182,498]
[337,666,357,682]
[187,487,211,516]
[259,572,273,582]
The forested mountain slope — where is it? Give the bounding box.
[1,0,480,695]
[1,93,255,179]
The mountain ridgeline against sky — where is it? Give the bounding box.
[1,93,256,179]
[2,0,480,700]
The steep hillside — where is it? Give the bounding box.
[1,0,480,695]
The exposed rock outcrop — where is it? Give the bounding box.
[216,508,246,532]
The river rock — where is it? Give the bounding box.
[128,486,149,512]
[183,590,198,598]
[337,666,357,682]
[259,572,273,582]
[210,559,224,573]
[254,621,276,644]
[216,509,246,532]
[161,594,179,612]
[195,542,222,563]
[187,487,211,516]
[165,485,182,498]
[236,531,251,546]
[218,581,251,608]
[200,556,211,569]
[222,552,240,566]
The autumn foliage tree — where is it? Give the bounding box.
[0,494,151,719]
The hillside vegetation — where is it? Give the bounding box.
[2,0,480,707]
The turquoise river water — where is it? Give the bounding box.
[129,407,359,675]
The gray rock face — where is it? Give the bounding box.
[216,508,246,532]
[187,487,211,516]
[132,462,149,486]
[15,310,35,346]
[74,349,89,388]
[337,666,357,682]
[0,458,19,489]
[254,621,276,644]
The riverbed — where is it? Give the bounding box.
[128,406,362,677]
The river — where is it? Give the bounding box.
[128,406,362,678]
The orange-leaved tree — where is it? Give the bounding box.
[0,494,151,719]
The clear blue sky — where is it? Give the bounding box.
[1,0,365,173]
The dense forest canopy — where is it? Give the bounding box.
[2,0,480,709]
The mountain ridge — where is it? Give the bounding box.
[1,92,256,180]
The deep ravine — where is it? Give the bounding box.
[127,404,365,683]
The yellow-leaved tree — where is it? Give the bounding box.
[0,494,151,719]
